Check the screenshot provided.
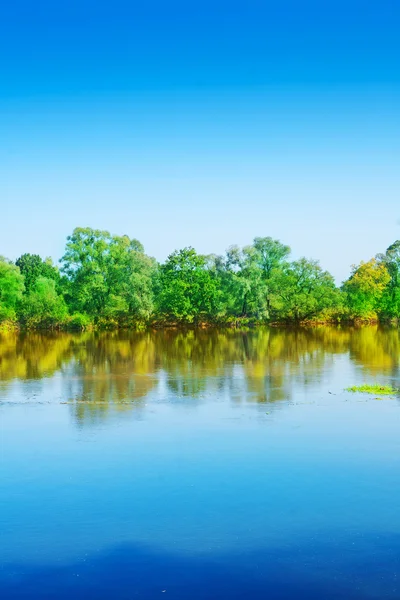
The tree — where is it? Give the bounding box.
[206,250,247,319]
[377,241,400,318]
[0,257,25,322]
[275,258,338,322]
[223,245,266,319]
[18,277,68,328]
[252,237,291,318]
[158,248,220,323]
[60,227,155,324]
[16,253,60,294]
[212,238,291,321]
[343,258,390,319]
[253,237,291,278]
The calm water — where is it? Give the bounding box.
[1,327,399,599]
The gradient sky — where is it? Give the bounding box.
[1,0,399,283]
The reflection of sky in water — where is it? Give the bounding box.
[1,327,400,598]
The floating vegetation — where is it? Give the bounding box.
[345,384,399,396]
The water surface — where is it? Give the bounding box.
[1,327,399,598]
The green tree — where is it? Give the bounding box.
[252,237,291,318]
[212,238,291,321]
[18,277,68,328]
[343,258,390,319]
[223,245,266,318]
[0,257,25,323]
[275,258,338,321]
[60,227,155,324]
[253,237,290,277]
[206,250,245,319]
[158,248,220,323]
[16,253,60,294]
[377,241,400,318]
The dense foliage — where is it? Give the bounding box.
[1,228,400,329]
[60,228,156,326]
[0,257,25,322]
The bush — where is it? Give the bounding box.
[18,277,68,329]
[66,313,92,331]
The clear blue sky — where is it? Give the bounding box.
[1,0,399,283]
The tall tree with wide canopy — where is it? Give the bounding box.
[213,238,291,320]
[252,237,291,318]
[157,247,220,324]
[60,227,156,324]
[275,258,338,322]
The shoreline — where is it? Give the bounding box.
[1,318,398,333]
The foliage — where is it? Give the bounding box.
[60,227,156,325]
[210,237,291,321]
[66,313,93,331]
[217,245,266,319]
[16,253,60,294]
[4,230,400,328]
[253,237,291,318]
[0,257,25,322]
[343,259,390,320]
[345,384,399,395]
[18,277,68,328]
[274,258,339,321]
[157,247,220,323]
[376,241,400,319]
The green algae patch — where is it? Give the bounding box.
[345,384,399,396]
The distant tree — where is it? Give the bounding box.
[253,237,291,279]
[213,238,291,321]
[223,245,266,318]
[343,258,390,319]
[9,230,400,327]
[275,258,338,321]
[376,241,400,318]
[60,227,155,324]
[18,277,68,328]
[252,237,291,318]
[158,248,220,323]
[206,250,245,319]
[0,257,25,322]
[16,253,60,294]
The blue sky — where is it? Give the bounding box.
[1,0,399,282]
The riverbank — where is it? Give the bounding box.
[2,232,400,337]
[1,316,398,332]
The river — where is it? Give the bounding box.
[1,326,399,598]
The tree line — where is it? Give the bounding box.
[0,227,399,329]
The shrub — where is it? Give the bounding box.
[66,313,92,331]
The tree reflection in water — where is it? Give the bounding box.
[1,325,399,425]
